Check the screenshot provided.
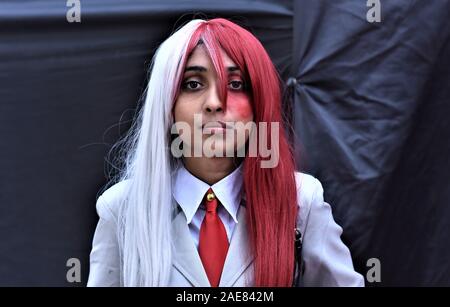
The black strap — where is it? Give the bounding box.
[293,227,304,287]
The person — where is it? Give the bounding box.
[87,17,364,287]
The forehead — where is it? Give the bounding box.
[186,44,236,68]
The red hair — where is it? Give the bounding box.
[174,18,298,287]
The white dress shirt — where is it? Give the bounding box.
[172,163,244,248]
[87,164,365,286]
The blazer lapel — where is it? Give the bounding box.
[219,206,255,286]
[171,210,210,287]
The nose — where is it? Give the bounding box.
[203,85,224,114]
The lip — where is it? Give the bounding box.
[202,121,233,129]
[202,121,233,134]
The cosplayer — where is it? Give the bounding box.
[87,18,364,287]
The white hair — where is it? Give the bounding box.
[110,19,206,286]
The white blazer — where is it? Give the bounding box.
[87,172,365,287]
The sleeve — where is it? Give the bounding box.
[300,178,365,287]
[86,195,121,287]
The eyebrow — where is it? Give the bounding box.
[184,65,241,73]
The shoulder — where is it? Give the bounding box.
[294,171,324,209]
[293,171,325,231]
[96,179,132,222]
[294,172,323,200]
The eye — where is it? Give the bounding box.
[228,80,245,91]
[182,80,203,91]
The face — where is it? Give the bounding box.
[173,44,254,158]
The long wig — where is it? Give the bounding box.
[110,18,298,287]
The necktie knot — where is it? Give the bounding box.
[205,188,218,213]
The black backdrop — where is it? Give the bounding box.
[1,0,449,286]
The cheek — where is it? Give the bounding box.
[173,99,192,124]
[227,95,253,121]
[173,100,181,122]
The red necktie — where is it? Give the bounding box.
[198,188,229,287]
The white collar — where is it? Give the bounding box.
[172,162,244,224]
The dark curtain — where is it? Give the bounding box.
[0,0,448,286]
[292,0,450,286]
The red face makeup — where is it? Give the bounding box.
[173,44,254,157]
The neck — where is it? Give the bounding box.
[182,157,241,185]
